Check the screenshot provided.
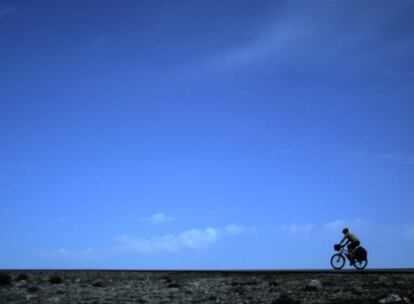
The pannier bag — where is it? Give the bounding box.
[354,246,367,261]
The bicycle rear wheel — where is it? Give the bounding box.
[330,253,345,270]
[354,259,368,270]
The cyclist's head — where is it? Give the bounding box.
[342,228,349,234]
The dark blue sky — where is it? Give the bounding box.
[1,0,414,269]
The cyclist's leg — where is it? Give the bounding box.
[348,242,358,264]
[347,243,353,256]
[352,241,361,259]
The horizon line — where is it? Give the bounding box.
[2,268,414,273]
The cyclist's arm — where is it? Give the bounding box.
[339,236,348,246]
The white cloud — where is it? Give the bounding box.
[50,247,101,259]
[324,218,364,233]
[116,224,255,254]
[143,212,174,225]
[224,224,256,235]
[278,222,313,234]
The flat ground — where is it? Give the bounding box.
[1,270,413,303]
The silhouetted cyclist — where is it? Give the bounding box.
[339,227,360,265]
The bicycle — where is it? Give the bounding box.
[330,244,368,270]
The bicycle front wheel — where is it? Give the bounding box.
[330,253,345,270]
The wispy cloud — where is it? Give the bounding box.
[211,26,296,69]
[116,224,255,253]
[208,1,412,75]
[278,222,313,234]
[209,18,305,70]
[0,5,16,18]
[224,224,256,235]
[142,212,174,225]
[373,153,414,165]
[49,247,101,260]
[324,218,364,233]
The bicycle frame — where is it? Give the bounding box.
[336,245,352,260]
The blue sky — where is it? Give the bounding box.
[1,0,414,269]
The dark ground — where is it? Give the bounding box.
[1,270,413,303]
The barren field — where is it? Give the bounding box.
[1,270,413,303]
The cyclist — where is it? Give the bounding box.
[339,228,360,265]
